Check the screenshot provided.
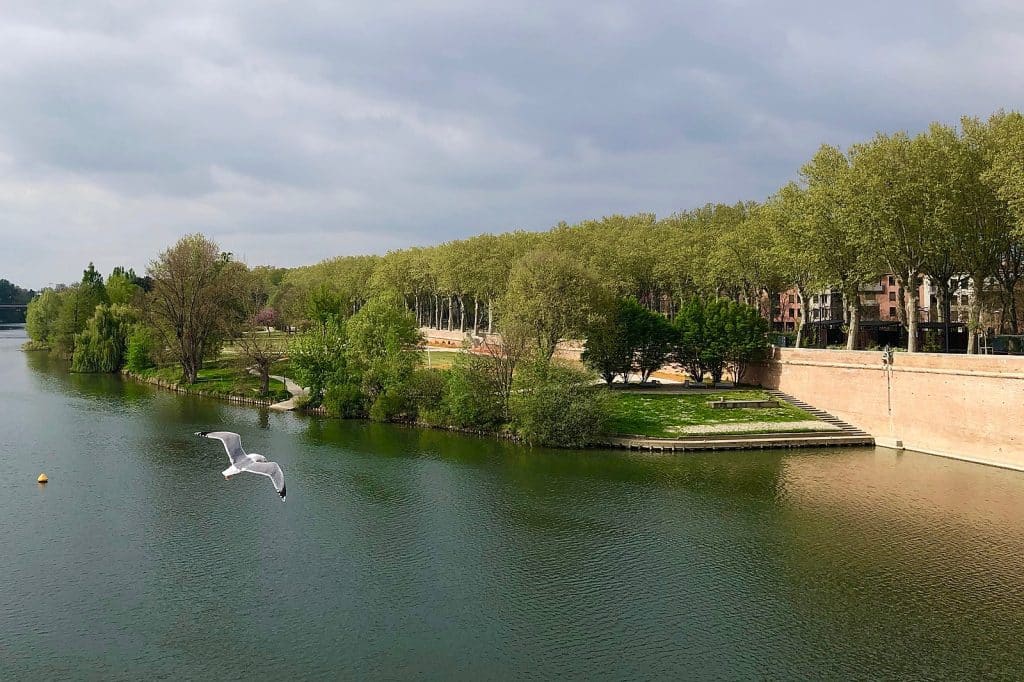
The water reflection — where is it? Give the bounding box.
[4,324,1024,679]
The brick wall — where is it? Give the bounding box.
[745,347,1024,470]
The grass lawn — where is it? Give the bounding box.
[417,348,464,369]
[606,390,824,438]
[136,359,289,400]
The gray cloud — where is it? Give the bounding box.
[1,0,1023,287]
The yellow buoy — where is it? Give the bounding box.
[37,473,48,483]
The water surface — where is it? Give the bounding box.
[2,324,1023,680]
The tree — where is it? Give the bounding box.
[850,131,941,352]
[673,298,767,383]
[71,304,138,373]
[761,184,820,347]
[290,318,349,407]
[718,300,770,382]
[344,296,423,421]
[106,267,141,306]
[26,289,62,347]
[582,296,634,385]
[53,265,109,358]
[510,361,611,448]
[234,289,288,396]
[146,234,246,384]
[801,145,876,350]
[499,249,601,362]
[953,116,1019,350]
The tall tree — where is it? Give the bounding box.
[146,234,246,384]
[499,249,601,362]
[801,145,875,350]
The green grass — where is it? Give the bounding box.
[135,359,289,400]
[606,390,818,438]
[417,349,464,369]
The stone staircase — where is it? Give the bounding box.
[765,390,873,439]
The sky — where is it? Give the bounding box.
[2,1,1024,289]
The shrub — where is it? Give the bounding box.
[323,381,366,418]
[125,325,157,372]
[438,353,505,429]
[510,361,611,447]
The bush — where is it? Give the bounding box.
[408,368,447,423]
[437,353,505,429]
[510,361,611,447]
[323,381,366,418]
[125,325,157,372]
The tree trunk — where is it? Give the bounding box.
[966,271,984,354]
[844,286,860,351]
[473,299,479,334]
[447,296,453,331]
[458,295,465,332]
[905,275,920,353]
[795,285,809,348]
[260,369,270,396]
[487,299,493,334]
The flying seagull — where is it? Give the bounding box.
[196,431,286,501]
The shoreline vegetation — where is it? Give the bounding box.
[21,109,1024,447]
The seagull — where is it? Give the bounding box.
[196,431,286,501]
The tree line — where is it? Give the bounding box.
[255,110,1023,354]
[0,279,35,323]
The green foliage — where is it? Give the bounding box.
[510,361,611,447]
[289,318,349,407]
[499,249,602,361]
[582,296,636,385]
[323,380,366,418]
[125,325,158,372]
[435,353,505,429]
[674,299,768,383]
[583,297,675,384]
[106,267,141,306]
[71,304,138,373]
[407,368,447,421]
[345,297,423,417]
[26,289,62,346]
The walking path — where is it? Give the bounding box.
[245,369,309,411]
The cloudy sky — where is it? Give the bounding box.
[2,1,1023,288]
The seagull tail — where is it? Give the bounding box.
[279,485,286,502]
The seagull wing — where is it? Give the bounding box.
[196,431,247,466]
[241,460,287,500]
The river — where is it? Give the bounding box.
[2,324,1023,680]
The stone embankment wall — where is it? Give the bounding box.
[419,328,584,361]
[745,348,1024,471]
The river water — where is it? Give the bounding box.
[2,324,1024,680]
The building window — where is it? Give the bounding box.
[788,309,794,317]
[889,306,897,317]
[961,294,969,306]
[889,291,896,301]
[788,294,796,304]
[797,309,802,317]
[888,276,896,286]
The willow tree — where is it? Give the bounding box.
[147,234,246,384]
